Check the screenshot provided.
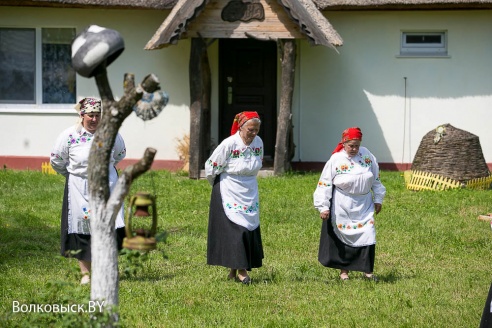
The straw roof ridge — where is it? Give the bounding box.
[3,0,492,10]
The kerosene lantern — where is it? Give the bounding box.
[123,192,157,251]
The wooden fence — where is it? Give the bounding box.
[41,162,56,175]
[404,170,492,191]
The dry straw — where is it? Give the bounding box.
[175,133,190,171]
[406,123,491,191]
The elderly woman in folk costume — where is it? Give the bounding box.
[50,97,127,285]
[205,111,264,284]
[314,127,386,281]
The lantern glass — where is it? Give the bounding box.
[123,192,158,251]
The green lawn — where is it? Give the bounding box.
[0,169,491,327]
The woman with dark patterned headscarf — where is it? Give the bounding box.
[205,111,264,284]
[50,97,126,285]
[314,127,386,281]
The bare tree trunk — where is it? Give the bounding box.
[88,71,161,316]
[274,39,297,175]
[189,37,212,179]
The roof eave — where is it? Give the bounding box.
[278,0,343,48]
[145,0,208,50]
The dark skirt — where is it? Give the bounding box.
[207,176,264,271]
[60,176,126,262]
[480,282,492,328]
[318,217,375,273]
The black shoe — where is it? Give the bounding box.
[363,274,379,282]
[240,276,251,284]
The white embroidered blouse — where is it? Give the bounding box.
[205,132,263,231]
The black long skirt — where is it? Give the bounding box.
[480,282,492,328]
[60,176,126,262]
[207,176,264,271]
[318,217,375,273]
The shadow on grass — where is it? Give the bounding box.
[0,212,60,265]
[120,273,177,282]
[376,270,415,284]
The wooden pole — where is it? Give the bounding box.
[189,37,211,179]
[274,39,296,175]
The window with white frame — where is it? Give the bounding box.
[400,31,448,56]
[0,27,76,104]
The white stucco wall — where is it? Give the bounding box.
[296,10,492,165]
[0,7,193,161]
[1,7,491,167]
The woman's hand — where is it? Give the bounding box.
[374,203,382,214]
[320,210,330,221]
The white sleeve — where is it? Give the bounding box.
[313,158,335,213]
[50,129,70,177]
[204,141,231,186]
[113,133,127,166]
[370,152,386,204]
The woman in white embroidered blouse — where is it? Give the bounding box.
[313,127,386,281]
[205,111,264,284]
[50,97,126,285]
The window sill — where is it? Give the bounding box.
[0,105,76,114]
[396,54,451,59]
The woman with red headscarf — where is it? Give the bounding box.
[313,127,386,281]
[205,111,264,284]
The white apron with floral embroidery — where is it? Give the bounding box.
[332,172,376,246]
[67,167,123,234]
[220,172,260,231]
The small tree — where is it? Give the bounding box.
[71,25,168,323]
[89,72,161,312]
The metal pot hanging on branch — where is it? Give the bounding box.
[71,25,125,78]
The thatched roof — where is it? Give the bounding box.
[3,0,490,49]
[315,0,492,10]
[0,0,176,10]
[3,0,492,10]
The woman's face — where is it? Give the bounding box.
[343,140,361,157]
[240,119,261,145]
[81,113,101,134]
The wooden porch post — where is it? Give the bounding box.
[189,37,212,179]
[274,39,296,175]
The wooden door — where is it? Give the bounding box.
[219,39,277,160]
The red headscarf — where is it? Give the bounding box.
[230,111,260,135]
[332,127,363,154]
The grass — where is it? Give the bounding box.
[0,169,491,327]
